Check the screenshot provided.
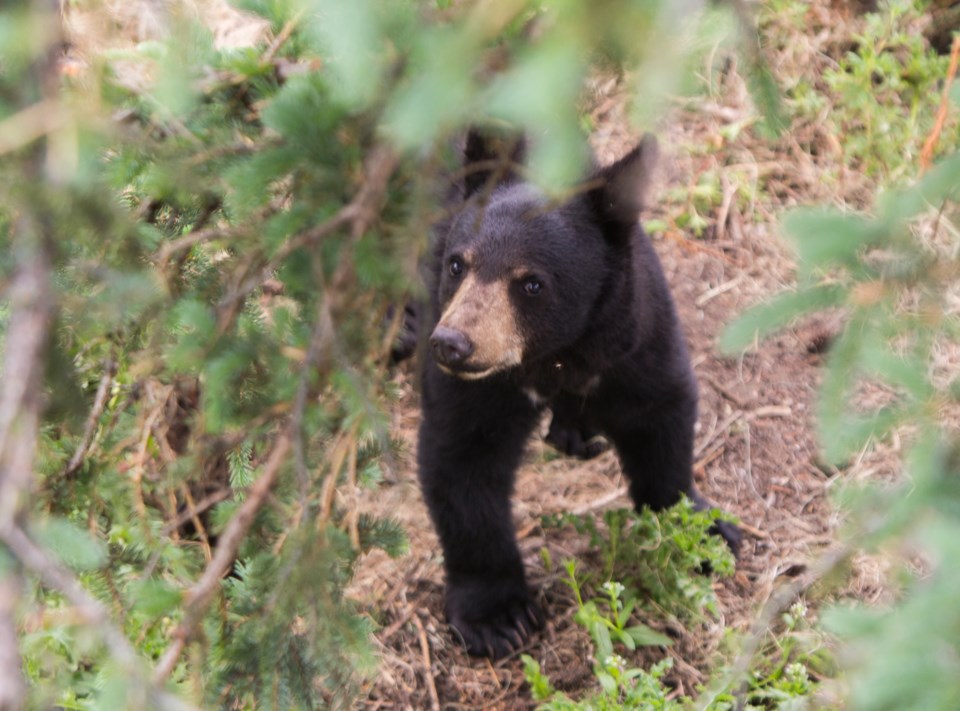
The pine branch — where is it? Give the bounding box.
[0,220,189,710]
[0,215,54,709]
[153,275,350,681]
[153,431,293,683]
[215,142,399,333]
[0,526,197,711]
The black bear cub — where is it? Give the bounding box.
[417,131,739,660]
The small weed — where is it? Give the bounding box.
[530,504,829,710]
[565,572,673,664]
[812,0,951,183]
[659,165,755,239]
[524,655,682,711]
[523,593,833,711]
[738,601,837,709]
[523,609,682,711]
[666,170,723,237]
[544,498,735,620]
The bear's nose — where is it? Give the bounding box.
[430,326,475,367]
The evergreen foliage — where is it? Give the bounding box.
[723,1,960,702]
[11,0,955,708]
[0,0,769,708]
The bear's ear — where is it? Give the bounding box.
[588,133,658,232]
[463,128,526,199]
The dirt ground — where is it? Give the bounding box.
[352,133,834,709]
[351,6,905,708]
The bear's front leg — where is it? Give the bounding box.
[417,371,544,658]
[600,385,741,554]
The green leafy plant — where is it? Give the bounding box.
[524,653,683,711]
[798,0,953,183]
[731,601,836,710]
[523,563,684,711]
[523,573,828,710]
[545,499,736,620]
[567,572,674,662]
[666,170,725,237]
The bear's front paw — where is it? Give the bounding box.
[446,580,544,659]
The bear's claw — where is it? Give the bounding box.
[448,595,544,659]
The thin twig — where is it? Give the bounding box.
[131,404,164,522]
[714,173,737,242]
[215,208,355,333]
[0,572,24,710]
[571,486,630,516]
[413,614,440,711]
[64,357,118,478]
[262,11,303,65]
[153,431,293,684]
[156,227,227,271]
[0,223,52,709]
[695,275,744,308]
[664,229,737,264]
[0,222,53,529]
[920,34,960,172]
[158,488,231,538]
[0,99,68,156]
[345,437,360,550]
[181,485,213,562]
[319,426,356,523]
[291,287,335,500]
[0,9,62,702]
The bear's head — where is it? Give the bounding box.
[430,130,658,380]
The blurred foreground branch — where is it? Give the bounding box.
[0,220,53,711]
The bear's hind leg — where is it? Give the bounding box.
[545,393,610,460]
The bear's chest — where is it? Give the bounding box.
[519,359,602,406]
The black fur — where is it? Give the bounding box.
[417,131,740,659]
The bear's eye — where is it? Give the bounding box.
[523,277,543,296]
[449,257,464,278]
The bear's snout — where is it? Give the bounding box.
[430,326,475,369]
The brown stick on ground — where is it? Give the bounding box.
[919,34,960,172]
[413,614,441,711]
